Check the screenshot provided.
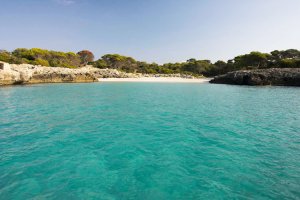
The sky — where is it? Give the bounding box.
[0,0,300,63]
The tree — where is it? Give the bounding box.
[34,58,50,66]
[270,49,300,67]
[1,47,300,74]
[12,48,34,60]
[77,50,95,66]
[100,54,137,72]
[182,59,212,74]
[0,50,12,63]
[204,60,228,76]
[187,58,197,63]
[234,51,270,69]
[93,59,108,69]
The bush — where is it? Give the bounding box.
[92,59,108,69]
[33,58,50,66]
[6,48,84,68]
[279,59,297,68]
[0,51,12,63]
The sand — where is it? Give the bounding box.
[98,77,211,83]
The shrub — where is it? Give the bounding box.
[0,51,12,63]
[33,58,50,66]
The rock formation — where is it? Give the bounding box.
[0,62,142,85]
[210,68,300,86]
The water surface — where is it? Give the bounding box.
[0,83,300,199]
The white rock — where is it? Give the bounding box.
[0,61,11,71]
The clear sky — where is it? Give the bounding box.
[1,0,300,63]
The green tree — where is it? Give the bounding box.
[101,54,137,72]
[0,50,12,63]
[234,51,270,69]
[182,59,212,74]
[12,48,34,60]
[33,58,50,66]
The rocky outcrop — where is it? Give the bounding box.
[210,68,300,86]
[0,63,98,85]
[0,62,142,85]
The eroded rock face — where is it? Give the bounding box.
[210,68,300,86]
[0,63,99,85]
[0,63,140,85]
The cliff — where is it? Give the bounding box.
[209,68,300,86]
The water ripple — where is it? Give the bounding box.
[0,83,300,199]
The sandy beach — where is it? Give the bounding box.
[98,77,211,83]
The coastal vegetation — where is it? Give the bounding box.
[1,48,300,76]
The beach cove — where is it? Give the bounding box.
[0,62,208,86]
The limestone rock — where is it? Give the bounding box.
[0,62,10,71]
[210,68,300,86]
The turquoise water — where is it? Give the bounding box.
[0,83,300,199]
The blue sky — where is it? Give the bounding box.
[1,0,300,63]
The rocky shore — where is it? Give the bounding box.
[210,68,300,86]
[0,62,137,85]
[0,62,197,86]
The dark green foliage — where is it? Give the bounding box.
[0,50,12,63]
[182,59,211,74]
[1,48,300,76]
[100,54,137,72]
[91,49,300,76]
[12,48,35,60]
[92,59,109,69]
[1,48,84,68]
[204,60,227,76]
[33,58,50,66]
[271,49,300,60]
[278,59,300,68]
[137,62,159,74]
[233,52,270,69]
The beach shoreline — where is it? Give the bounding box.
[98,77,211,83]
[0,62,212,86]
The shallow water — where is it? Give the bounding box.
[0,83,300,199]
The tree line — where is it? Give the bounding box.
[0,48,94,68]
[1,48,300,76]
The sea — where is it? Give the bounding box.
[0,82,299,199]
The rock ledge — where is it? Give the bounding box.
[210,68,300,86]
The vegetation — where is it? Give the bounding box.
[77,50,94,66]
[1,48,300,76]
[0,48,85,68]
